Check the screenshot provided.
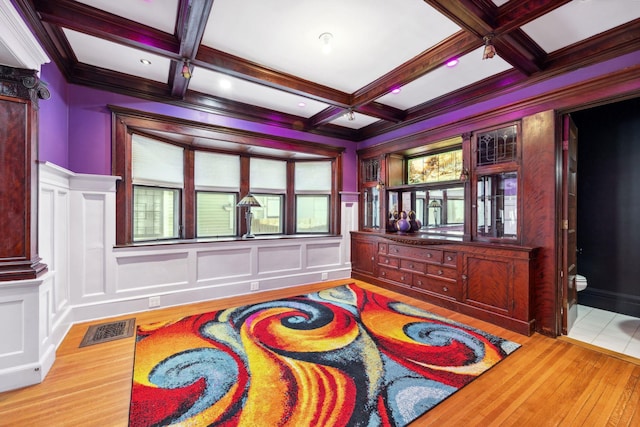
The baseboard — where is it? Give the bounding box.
[578,288,640,317]
[0,343,56,393]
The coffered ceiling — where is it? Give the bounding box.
[7,0,640,141]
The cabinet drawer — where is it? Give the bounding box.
[400,259,426,274]
[388,244,443,263]
[413,275,458,299]
[378,255,399,268]
[379,266,412,285]
[378,243,388,254]
[426,264,457,280]
[443,251,457,266]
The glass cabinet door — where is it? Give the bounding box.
[477,172,518,239]
[363,185,380,229]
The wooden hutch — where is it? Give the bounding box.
[352,121,547,336]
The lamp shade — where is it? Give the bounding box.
[237,194,261,207]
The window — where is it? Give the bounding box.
[251,194,284,234]
[295,161,332,233]
[133,186,180,241]
[196,192,236,237]
[415,187,464,235]
[407,149,463,184]
[132,135,183,241]
[250,159,286,235]
[195,152,240,237]
[385,145,466,238]
[112,106,343,244]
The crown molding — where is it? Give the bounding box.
[0,0,49,72]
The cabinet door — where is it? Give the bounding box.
[461,254,513,315]
[352,238,376,276]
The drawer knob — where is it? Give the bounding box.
[385,259,389,264]
[401,276,406,281]
[443,286,449,292]
[409,263,414,268]
[417,280,423,286]
[427,253,432,258]
[438,269,443,275]
[371,257,374,261]
[462,274,468,280]
[447,256,453,261]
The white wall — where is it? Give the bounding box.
[0,162,356,392]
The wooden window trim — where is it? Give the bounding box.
[110,106,344,246]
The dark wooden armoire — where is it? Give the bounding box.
[0,65,49,281]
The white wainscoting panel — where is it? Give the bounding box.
[306,242,342,268]
[0,275,56,392]
[197,247,253,282]
[115,252,190,292]
[0,297,24,356]
[1,163,353,391]
[258,245,302,273]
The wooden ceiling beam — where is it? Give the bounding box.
[356,103,406,123]
[194,46,352,107]
[495,0,572,33]
[171,0,214,98]
[309,107,346,127]
[351,31,480,107]
[33,0,179,57]
[424,0,495,37]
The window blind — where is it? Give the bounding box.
[195,151,240,190]
[250,158,286,192]
[295,161,331,192]
[132,134,184,187]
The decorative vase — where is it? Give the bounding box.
[396,211,411,233]
[388,211,398,232]
[408,210,421,232]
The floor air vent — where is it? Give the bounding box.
[79,318,136,347]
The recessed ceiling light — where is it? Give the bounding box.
[140,59,152,65]
[446,59,459,67]
[298,102,306,108]
[391,87,401,94]
[219,79,231,90]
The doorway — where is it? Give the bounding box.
[561,97,640,356]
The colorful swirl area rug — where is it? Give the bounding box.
[129,283,520,426]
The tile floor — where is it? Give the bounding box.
[568,305,640,359]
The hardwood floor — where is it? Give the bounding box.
[1,279,639,426]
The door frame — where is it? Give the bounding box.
[559,113,579,335]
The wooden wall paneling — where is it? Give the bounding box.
[521,110,559,336]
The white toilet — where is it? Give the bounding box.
[576,274,588,292]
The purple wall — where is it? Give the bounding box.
[38,64,358,191]
[39,62,69,168]
[38,50,639,194]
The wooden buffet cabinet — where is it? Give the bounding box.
[351,231,537,335]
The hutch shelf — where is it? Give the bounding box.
[351,231,537,335]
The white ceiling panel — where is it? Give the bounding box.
[63,28,171,84]
[201,0,461,93]
[9,0,638,138]
[74,0,179,34]
[522,0,640,53]
[376,47,513,110]
[189,67,331,117]
[329,112,380,130]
